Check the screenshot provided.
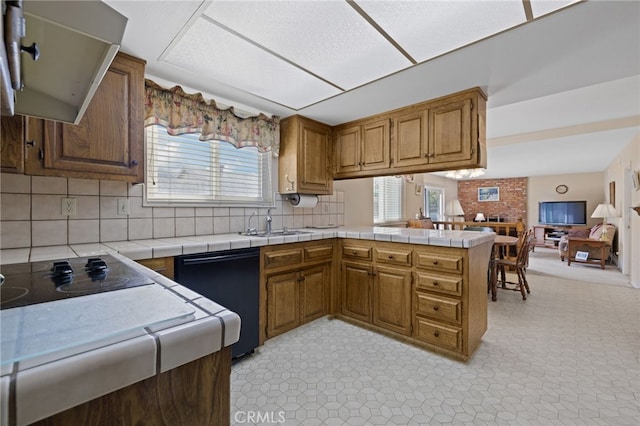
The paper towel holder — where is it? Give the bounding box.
[285,193,318,207]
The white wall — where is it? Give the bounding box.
[527,172,604,229]
[604,135,640,287]
[334,173,456,226]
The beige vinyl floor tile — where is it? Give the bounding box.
[231,253,639,425]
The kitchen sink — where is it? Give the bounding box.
[240,229,313,237]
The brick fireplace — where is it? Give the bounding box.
[457,177,528,224]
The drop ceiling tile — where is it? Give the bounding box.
[357,0,527,63]
[203,1,412,91]
[530,0,581,18]
[161,18,340,109]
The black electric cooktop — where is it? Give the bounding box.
[0,255,154,310]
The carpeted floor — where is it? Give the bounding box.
[525,247,632,287]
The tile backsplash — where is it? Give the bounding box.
[0,173,344,249]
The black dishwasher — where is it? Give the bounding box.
[174,248,259,359]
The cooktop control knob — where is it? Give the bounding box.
[51,261,73,286]
[85,258,108,272]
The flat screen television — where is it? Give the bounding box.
[538,201,587,226]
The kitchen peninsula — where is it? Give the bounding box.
[1,225,494,426]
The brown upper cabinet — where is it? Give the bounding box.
[332,87,487,180]
[0,52,146,183]
[279,115,333,195]
[0,115,25,174]
[334,118,390,176]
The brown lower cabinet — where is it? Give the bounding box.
[259,237,491,360]
[261,240,334,342]
[338,239,491,361]
[32,347,231,426]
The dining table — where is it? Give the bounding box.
[489,235,519,301]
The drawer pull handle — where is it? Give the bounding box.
[432,260,439,265]
[432,281,439,286]
[388,255,393,259]
[352,250,358,255]
[433,331,440,337]
[433,306,439,311]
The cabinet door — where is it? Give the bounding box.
[393,110,428,168]
[266,271,300,338]
[334,125,361,175]
[361,119,390,171]
[300,265,329,324]
[36,53,145,182]
[427,97,472,164]
[341,260,371,322]
[0,115,24,173]
[298,119,332,193]
[372,265,412,336]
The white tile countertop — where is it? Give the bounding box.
[0,252,241,426]
[0,226,494,425]
[0,227,495,265]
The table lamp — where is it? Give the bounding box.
[590,203,618,241]
[474,213,486,222]
[445,200,465,221]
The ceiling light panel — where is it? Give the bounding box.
[161,18,340,109]
[203,0,412,91]
[530,0,581,18]
[356,0,527,63]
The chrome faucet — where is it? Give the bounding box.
[246,211,257,235]
[265,208,273,235]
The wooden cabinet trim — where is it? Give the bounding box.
[263,248,303,270]
[415,292,462,325]
[374,247,412,267]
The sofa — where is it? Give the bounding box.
[558,223,616,261]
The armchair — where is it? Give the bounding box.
[558,223,616,266]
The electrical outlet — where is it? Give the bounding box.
[61,197,76,216]
[117,199,130,216]
[323,204,330,214]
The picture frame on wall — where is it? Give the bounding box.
[632,170,640,191]
[609,181,615,207]
[478,187,499,202]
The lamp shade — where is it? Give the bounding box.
[445,200,464,216]
[591,203,618,219]
[474,213,486,222]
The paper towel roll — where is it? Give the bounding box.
[288,194,318,208]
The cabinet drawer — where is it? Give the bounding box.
[263,249,303,269]
[415,272,462,297]
[342,244,372,260]
[304,244,333,262]
[414,317,462,352]
[414,251,463,274]
[415,292,462,325]
[374,247,412,267]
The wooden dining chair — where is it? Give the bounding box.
[495,229,534,300]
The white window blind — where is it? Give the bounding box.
[145,125,272,206]
[373,176,403,223]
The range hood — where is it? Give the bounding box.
[6,1,127,124]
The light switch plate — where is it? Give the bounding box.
[61,198,76,216]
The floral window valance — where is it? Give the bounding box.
[144,79,280,155]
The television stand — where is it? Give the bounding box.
[533,225,571,248]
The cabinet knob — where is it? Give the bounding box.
[432,281,439,286]
[21,43,40,61]
[25,140,35,147]
[388,255,393,259]
[130,160,139,167]
[433,306,439,311]
[433,331,440,337]
[432,260,439,265]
